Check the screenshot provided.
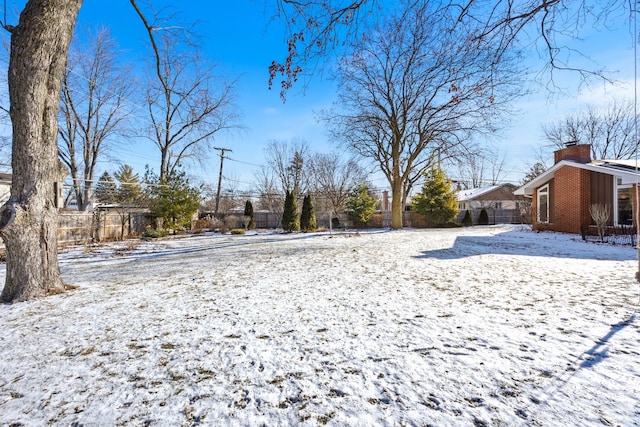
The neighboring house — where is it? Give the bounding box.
[0,173,11,204]
[456,183,529,224]
[514,144,639,234]
[0,173,65,208]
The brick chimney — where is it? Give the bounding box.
[554,143,591,164]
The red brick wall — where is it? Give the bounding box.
[554,144,591,164]
[553,167,591,234]
[533,166,591,234]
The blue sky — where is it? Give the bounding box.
[2,1,638,195]
[70,0,340,193]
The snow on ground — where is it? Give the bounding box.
[0,225,639,426]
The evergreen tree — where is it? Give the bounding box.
[477,208,489,225]
[114,165,142,206]
[347,184,377,228]
[300,194,317,232]
[462,209,473,226]
[146,168,201,232]
[412,166,458,227]
[244,200,256,230]
[94,171,117,204]
[281,190,300,232]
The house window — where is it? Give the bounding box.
[459,202,466,210]
[537,184,549,223]
[494,202,503,210]
[616,186,633,225]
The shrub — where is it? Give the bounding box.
[477,208,489,225]
[230,228,246,235]
[462,210,473,226]
[281,190,300,232]
[191,218,210,233]
[347,184,377,228]
[143,229,168,238]
[300,194,317,232]
[589,203,611,242]
[411,166,458,227]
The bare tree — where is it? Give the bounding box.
[542,98,639,160]
[451,144,506,189]
[325,1,521,229]
[308,151,366,217]
[58,27,133,211]
[254,167,284,214]
[589,203,611,243]
[129,0,238,181]
[264,138,310,197]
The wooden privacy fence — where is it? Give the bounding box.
[453,208,529,225]
[58,209,151,245]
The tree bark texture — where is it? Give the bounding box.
[0,0,83,302]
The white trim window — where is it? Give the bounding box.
[615,179,633,225]
[537,184,549,223]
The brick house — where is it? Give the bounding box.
[514,144,640,234]
[456,183,529,224]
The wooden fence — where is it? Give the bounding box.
[58,209,151,245]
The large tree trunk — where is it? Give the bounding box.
[390,177,404,230]
[390,145,403,230]
[0,0,83,303]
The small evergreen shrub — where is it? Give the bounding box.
[143,229,168,238]
[331,217,340,229]
[477,208,489,225]
[300,194,317,232]
[462,210,473,226]
[281,190,300,232]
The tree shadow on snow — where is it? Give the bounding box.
[414,230,636,261]
[530,313,638,420]
[578,314,637,369]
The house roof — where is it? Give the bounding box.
[457,185,501,201]
[514,159,640,196]
[0,172,11,183]
[456,183,517,201]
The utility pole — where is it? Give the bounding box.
[214,147,232,213]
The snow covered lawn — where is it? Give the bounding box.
[0,225,639,426]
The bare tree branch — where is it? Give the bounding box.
[129,0,239,181]
[58,26,133,211]
[542,98,639,159]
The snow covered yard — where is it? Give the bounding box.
[0,225,639,426]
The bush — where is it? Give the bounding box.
[411,166,458,227]
[143,229,168,238]
[462,210,473,226]
[230,228,246,235]
[477,208,489,225]
[191,218,211,233]
[281,190,300,232]
[300,194,317,232]
[347,184,377,228]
